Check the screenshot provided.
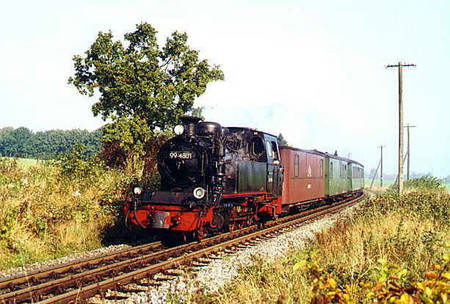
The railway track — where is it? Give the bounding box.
[0,192,366,303]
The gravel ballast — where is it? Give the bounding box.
[102,203,362,304]
[0,244,130,282]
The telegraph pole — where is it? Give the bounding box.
[386,61,416,194]
[379,145,385,187]
[370,159,381,190]
[404,124,416,180]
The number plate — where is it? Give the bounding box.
[169,151,193,159]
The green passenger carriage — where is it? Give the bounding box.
[323,152,364,197]
[349,161,364,191]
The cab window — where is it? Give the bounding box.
[271,141,279,160]
[265,141,273,160]
[249,136,266,162]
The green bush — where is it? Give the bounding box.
[57,144,105,183]
[404,176,444,191]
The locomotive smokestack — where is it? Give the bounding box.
[180,116,202,137]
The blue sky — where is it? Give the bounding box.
[0,0,449,177]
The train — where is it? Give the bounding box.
[124,116,364,241]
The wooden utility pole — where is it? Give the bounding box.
[404,124,416,180]
[370,159,381,190]
[394,152,408,187]
[386,62,416,194]
[379,145,385,187]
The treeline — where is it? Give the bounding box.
[0,127,102,159]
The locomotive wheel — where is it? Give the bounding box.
[182,232,190,243]
[246,217,253,226]
[209,213,225,232]
[228,223,236,232]
[193,225,205,241]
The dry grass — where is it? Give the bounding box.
[0,157,130,270]
[179,190,449,303]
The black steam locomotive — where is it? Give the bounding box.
[124,116,284,239]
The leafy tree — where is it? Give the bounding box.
[0,127,14,138]
[277,133,288,146]
[0,127,102,159]
[68,22,224,131]
[190,106,205,120]
[0,127,33,157]
[101,116,153,175]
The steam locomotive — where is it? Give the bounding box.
[124,116,364,240]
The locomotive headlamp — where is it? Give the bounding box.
[174,124,184,135]
[193,187,206,199]
[133,186,143,195]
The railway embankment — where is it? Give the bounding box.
[0,156,136,271]
[183,188,449,303]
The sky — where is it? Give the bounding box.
[0,0,449,177]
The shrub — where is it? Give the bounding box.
[57,144,105,183]
[293,253,449,303]
[404,176,445,191]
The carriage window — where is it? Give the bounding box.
[320,159,323,177]
[330,162,333,179]
[294,154,299,177]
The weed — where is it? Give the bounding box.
[0,155,133,269]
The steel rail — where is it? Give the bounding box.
[0,192,365,303]
[0,224,267,303]
[0,241,163,295]
[43,193,365,304]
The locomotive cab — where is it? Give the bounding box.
[225,128,283,196]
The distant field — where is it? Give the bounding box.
[365,177,450,192]
[1,157,40,169]
[364,178,396,188]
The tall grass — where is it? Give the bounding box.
[181,188,449,303]
[0,155,133,270]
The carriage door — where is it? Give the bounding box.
[264,136,282,196]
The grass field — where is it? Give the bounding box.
[364,178,396,188]
[365,178,450,193]
[1,157,39,169]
